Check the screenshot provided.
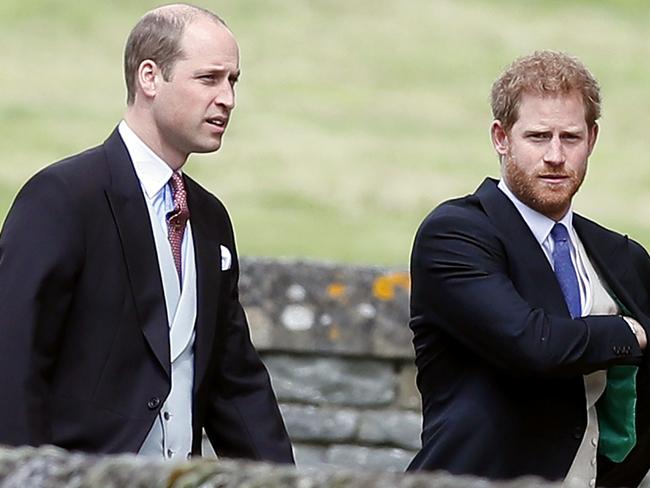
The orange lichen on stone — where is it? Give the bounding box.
[328,324,341,342]
[372,273,410,301]
[327,283,347,299]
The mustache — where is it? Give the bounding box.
[536,170,576,178]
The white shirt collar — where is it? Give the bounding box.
[118,120,176,200]
[497,178,574,247]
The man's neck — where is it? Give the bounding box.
[123,110,186,171]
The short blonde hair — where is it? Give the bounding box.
[490,50,601,131]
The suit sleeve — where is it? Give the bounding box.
[410,207,642,377]
[628,239,650,322]
[596,239,650,487]
[0,170,82,446]
[203,237,294,463]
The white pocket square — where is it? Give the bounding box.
[220,245,232,271]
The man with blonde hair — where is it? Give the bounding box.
[407,51,650,485]
[0,4,293,463]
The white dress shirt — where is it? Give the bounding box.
[118,121,197,460]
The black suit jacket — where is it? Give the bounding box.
[407,178,650,485]
[0,129,293,463]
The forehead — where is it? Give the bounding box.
[514,91,587,128]
[178,18,239,67]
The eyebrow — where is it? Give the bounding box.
[195,66,241,78]
[523,127,585,135]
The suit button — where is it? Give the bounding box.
[573,427,583,440]
[147,397,161,410]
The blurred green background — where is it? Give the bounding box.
[1,0,648,266]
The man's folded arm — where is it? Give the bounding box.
[410,208,642,377]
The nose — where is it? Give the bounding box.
[543,137,565,166]
[214,81,235,111]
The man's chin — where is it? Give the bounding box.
[531,196,573,220]
[192,140,223,155]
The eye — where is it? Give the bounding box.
[528,132,551,141]
[198,74,217,84]
[562,133,582,142]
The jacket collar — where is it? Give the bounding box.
[102,128,171,378]
[183,176,225,389]
[474,177,570,316]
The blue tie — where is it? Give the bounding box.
[551,223,581,318]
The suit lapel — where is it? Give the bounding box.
[475,178,570,316]
[184,177,223,390]
[102,129,171,378]
[573,216,643,319]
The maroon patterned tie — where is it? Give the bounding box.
[166,172,189,281]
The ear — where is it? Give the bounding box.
[136,59,160,100]
[587,122,599,155]
[491,120,509,157]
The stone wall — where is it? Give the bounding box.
[0,257,646,487]
[235,257,419,471]
[0,445,562,487]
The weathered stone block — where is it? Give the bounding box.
[397,364,421,411]
[280,404,359,442]
[265,355,395,406]
[358,410,422,450]
[0,445,173,488]
[245,305,274,349]
[326,444,416,472]
[292,443,327,468]
[0,444,567,487]
[201,433,217,458]
[240,257,413,358]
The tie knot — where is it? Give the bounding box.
[551,223,569,243]
[169,172,185,198]
[167,172,189,225]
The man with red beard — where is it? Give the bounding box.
[407,51,650,486]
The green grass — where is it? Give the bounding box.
[1,0,649,265]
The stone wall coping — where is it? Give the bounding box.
[0,445,562,487]
[240,257,412,359]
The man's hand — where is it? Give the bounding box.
[623,317,647,350]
